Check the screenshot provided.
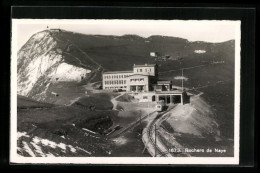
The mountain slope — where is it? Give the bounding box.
[17,29,102,103]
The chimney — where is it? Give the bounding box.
[145,63,147,66]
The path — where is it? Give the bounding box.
[110,92,125,110]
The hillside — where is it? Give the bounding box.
[160,95,234,157]
[17,95,117,157]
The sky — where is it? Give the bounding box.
[14,19,240,50]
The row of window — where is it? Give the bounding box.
[130,78,145,82]
[104,86,127,89]
[104,80,126,85]
[136,68,152,73]
[104,74,131,79]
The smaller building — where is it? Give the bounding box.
[153,80,172,91]
[150,52,159,57]
[129,90,189,105]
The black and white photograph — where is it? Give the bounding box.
[10,19,241,164]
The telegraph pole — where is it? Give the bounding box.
[182,68,184,92]
[154,124,157,157]
[148,102,149,118]
[139,110,142,126]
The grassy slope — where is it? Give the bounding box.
[17,95,117,156]
[17,95,54,109]
[161,95,234,157]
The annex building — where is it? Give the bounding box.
[102,64,188,104]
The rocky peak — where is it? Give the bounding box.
[17,29,94,101]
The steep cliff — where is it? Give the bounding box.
[17,29,101,102]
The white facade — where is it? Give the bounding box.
[126,74,150,92]
[102,64,157,91]
[102,71,133,90]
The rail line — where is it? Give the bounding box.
[146,109,173,157]
[109,111,156,138]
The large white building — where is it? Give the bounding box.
[102,64,188,104]
[102,64,158,91]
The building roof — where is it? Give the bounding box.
[103,70,133,74]
[127,74,151,77]
[155,90,184,94]
[133,64,157,68]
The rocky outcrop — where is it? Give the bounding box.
[17,29,97,102]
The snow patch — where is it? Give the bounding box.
[17,132,30,138]
[22,141,36,157]
[57,143,66,150]
[112,136,128,145]
[174,76,189,81]
[50,62,90,82]
[194,50,206,54]
[30,141,45,156]
[45,153,56,157]
[40,138,57,148]
[68,145,77,153]
[19,136,92,156]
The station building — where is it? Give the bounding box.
[102,64,188,105]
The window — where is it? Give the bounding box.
[143,96,148,99]
[140,69,142,72]
[124,80,126,84]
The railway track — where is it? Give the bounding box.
[146,109,173,157]
[109,111,156,138]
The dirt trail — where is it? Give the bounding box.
[110,93,125,110]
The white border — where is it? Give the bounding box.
[10,19,241,165]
